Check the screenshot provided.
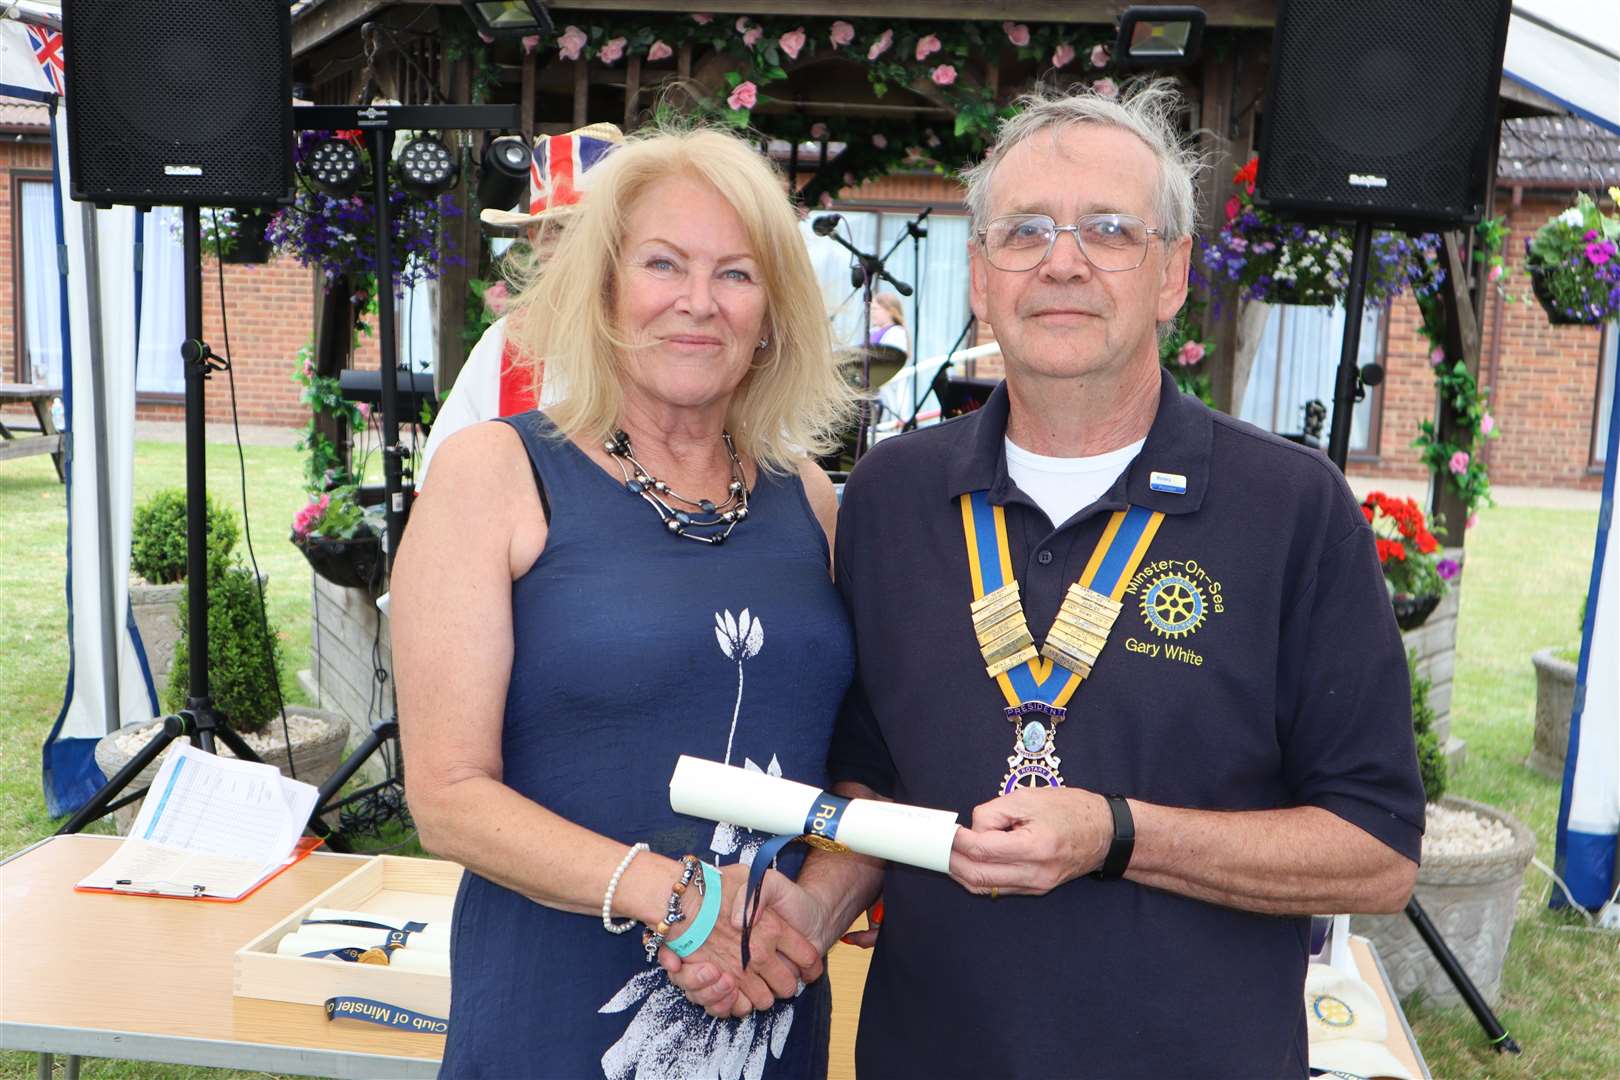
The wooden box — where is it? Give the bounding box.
[235,855,463,1017]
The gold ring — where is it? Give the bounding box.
[989,886,999,901]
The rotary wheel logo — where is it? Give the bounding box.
[1311,993,1355,1027]
[1141,574,1206,639]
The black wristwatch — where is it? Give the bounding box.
[1090,793,1135,881]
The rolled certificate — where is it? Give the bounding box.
[276,933,450,975]
[668,755,959,873]
[278,925,451,954]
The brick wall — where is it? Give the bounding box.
[132,257,320,428]
[1,135,380,429]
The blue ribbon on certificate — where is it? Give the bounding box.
[740,792,851,969]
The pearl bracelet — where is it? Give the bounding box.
[602,842,650,934]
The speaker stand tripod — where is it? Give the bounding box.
[58,207,333,845]
[1327,219,1519,1054]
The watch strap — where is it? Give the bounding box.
[1091,793,1135,881]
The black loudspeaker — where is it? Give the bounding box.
[62,0,292,207]
[1255,0,1512,228]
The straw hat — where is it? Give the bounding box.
[479,122,624,231]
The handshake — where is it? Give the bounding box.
[660,764,1120,1018]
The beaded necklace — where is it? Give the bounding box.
[603,428,750,545]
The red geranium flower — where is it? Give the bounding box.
[1233,157,1258,194]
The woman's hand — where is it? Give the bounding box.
[660,863,829,1018]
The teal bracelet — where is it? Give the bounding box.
[664,862,722,958]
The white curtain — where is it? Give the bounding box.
[134,206,186,394]
[1240,303,1382,452]
[20,179,60,385]
[801,212,878,355]
[800,210,973,365]
[874,213,974,363]
[399,273,437,374]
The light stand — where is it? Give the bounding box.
[1322,219,1520,1056]
[293,102,518,835]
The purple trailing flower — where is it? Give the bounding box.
[268,130,459,294]
[1436,558,1460,582]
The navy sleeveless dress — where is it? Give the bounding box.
[440,412,854,1080]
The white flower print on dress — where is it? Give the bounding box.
[598,611,800,1080]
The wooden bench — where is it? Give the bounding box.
[0,382,65,482]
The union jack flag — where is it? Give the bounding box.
[26,25,65,95]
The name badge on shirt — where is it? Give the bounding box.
[1149,471,1187,494]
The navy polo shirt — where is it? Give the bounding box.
[828,369,1425,1079]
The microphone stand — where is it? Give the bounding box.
[819,228,912,462]
[905,209,931,425]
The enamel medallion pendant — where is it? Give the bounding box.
[1001,701,1067,794]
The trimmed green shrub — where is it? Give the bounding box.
[130,488,240,584]
[166,565,282,734]
[1408,649,1448,805]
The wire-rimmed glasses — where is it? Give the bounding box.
[978,213,1166,272]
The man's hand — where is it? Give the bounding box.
[660,863,829,1018]
[949,787,1113,896]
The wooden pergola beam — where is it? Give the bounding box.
[531,1,1276,26]
[295,0,1277,59]
[293,0,395,57]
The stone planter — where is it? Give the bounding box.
[1352,795,1536,1008]
[130,572,270,693]
[93,707,350,834]
[129,577,184,690]
[1530,648,1578,780]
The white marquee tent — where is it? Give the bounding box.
[2,4,156,816]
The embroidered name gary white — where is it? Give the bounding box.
[1120,556,1225,665]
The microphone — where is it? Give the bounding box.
[812,214,841,237]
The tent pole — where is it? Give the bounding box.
[79,202,122,737]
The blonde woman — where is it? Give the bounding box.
[866,291,909,357]
[392,126,857,1079]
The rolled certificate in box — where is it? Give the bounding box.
[278,925,450,954]
[277,933,451,975]
[668,755,959,873]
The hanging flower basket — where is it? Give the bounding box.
[222,208,274,265]
[293,527,385,591]
[1261,279,1336,307]
[1197,156,1439,308]
[1392,592,1442,631]
[1528,264,1603,326]
[1524,190,1620,326]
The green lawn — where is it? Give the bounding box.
[1,442,314,854]
[2,446,1614,1077]
[1400,504,1618,1080]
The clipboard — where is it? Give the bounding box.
[74,836,325,903]
[74,741,323,902]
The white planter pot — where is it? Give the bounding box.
[1352,795,1536,1008]
[92,707,350,834]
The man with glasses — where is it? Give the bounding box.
[670,79,1426,1077]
